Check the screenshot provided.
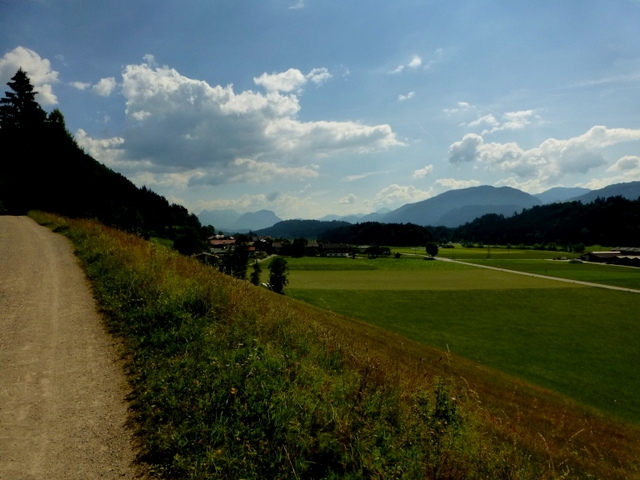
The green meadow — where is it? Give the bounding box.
[285,255,640,424]
[468,258,640,289]
[394,245,571,260]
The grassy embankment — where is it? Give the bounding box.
[33,212,640,478]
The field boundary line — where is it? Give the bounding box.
[436,257,640,294]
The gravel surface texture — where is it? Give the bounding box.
[0,216,139,479]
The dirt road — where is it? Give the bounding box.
[0,216,138,479]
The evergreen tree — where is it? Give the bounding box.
[250,260,262,286]
[0,68,47,130]
[268,257,289,294]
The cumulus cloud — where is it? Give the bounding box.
[398,91,415,101]
[92,77,116,96]
[339,194,357,204]
[448,133,484,166]
[374,184,431,206]
[606,155,640,172]
[435,178,480,189]
[448,126,640,184]
[80,58,402,188]
[0,46,59,104]
[254,67,331,92]
[412,164,433,179]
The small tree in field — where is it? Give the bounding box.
[268,257,289,294]
[250,260,262,286]
[426,242,439,257]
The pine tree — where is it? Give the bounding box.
[0,68,47,130]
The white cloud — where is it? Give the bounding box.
[435,178,480,190]
[307,68,332,86]
[190,158,319,186]
[341,171,383,182]
[443,101,473,115]
[468,113,499,128]
[391,54,422,74]
[253,67,332,93]
[80,58,401,188]
[0,46,59,105]
[502,110,534,130]
[448,133,484,166]
[448,126,640,185]
[70,81,90,90]
[467,110,535,134]
[398,91,415,102]
[606,155,640,172]
[374,184,432,206]
[407,55,422,68]
[254,68,306,92]
[571,155,640,191]
[92,77,116,96]
[412,164,433,179]
[339,194,357,204]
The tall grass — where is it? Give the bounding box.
[32,212,640,479]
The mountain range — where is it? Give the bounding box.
[198,182,640,233]
[198,209,282,233]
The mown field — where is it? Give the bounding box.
[284,255,640,424]
[467,258,640,290]
[394,245,574,260]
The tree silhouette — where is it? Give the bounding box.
[0,68,46,130]
[250,260,262,286]
[268,257,289,294]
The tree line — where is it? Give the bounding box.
[0,69,211,254]
[258,198,640,249]
[446,196,640,247]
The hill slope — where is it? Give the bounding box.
[535,186,591,204]
[571,181,640,203]
[382,185,541,227]
[0,70,205,250]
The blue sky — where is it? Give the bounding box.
[2,0,640,219]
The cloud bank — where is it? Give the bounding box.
[79,57,403,188]
[448,126,640,185]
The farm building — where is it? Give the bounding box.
[581,248,640,267]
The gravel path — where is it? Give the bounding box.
[0,216,138,479]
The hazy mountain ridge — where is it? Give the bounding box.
[379,186,541,227]
[534,187,591,204]
[198,209,282,232]
[569,181,640,204]
[199,183,639,235]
